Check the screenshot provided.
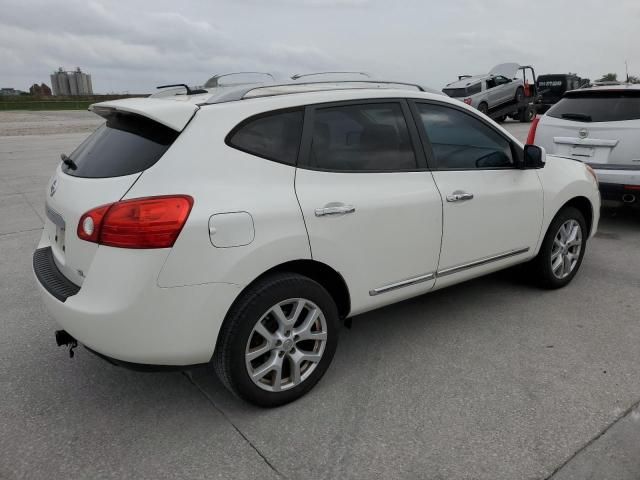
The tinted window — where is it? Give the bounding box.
[547,91,640,122]
[443,88,467,98]
[309,103,416,171]
[467,83,482,95]
[63,112,179,178]
[417,103,513,169]
[228,110,303,165]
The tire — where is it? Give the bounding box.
[519,106,535,123]
[495,115,507,123]
[478,102,489,115]
[515,87,524,103]
[213,272,339,407]
[528,206,587,289]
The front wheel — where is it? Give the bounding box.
[213,273,339,407]
[529,207,587,289]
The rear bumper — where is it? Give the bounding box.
[33,230,241,366]
[590,165,640,203]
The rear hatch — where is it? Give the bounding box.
[44,99,197,286]
[536,89,640,166]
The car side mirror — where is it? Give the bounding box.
[523,144,546,169]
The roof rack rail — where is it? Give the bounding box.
[290,71,370,80]
[204,72,275,89]
[156,83,207,95]
[241,80,427,98]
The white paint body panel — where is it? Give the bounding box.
[295,170,443,316]
[34,87,600,366]
[431,169,543,289]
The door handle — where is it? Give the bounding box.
[315,204,356,217]
[446,191,474,202]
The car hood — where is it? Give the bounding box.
[489,63,520,79]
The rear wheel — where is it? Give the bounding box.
[213,273,339,407]
[478,102,489,115]
[528,207,587,289]
[515,87,525,103]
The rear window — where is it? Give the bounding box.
[443,83,481,98]
[547,90,640,122]
[63,112,179,178]
[227,110,304,165]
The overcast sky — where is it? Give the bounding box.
[1,0,638,93]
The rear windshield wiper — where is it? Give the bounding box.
[561,113,592,122]
[61,153,77,170]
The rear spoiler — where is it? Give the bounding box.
[89,98,199,131]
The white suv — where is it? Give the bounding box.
[531,84,640,205]
[33,81,600,406]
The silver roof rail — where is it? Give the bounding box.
[243,80,427,97]
[204,72,275,88]
[203,80,434,105]
[290,71,370,80]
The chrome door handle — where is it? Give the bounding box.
[315,204,356,217]
[446,191,474,202]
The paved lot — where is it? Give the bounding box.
[1,111,639,479]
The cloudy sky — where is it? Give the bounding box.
[1,0,638,93]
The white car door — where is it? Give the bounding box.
[295,100,443,315]
[410,100,543,289]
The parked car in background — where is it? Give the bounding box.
[530,84,640,206]
[34,80,600,407]
[535,74,586,113]
[443,63,525,114]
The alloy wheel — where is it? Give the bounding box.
[550,219,582,279]
[245,298,328,392]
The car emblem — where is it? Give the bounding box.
[578,129,589,139]
[50,178,58,197]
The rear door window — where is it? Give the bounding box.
[547,91,640,122]
[227,110,304,165]
[308,102,417,171]
[63,112,179,178]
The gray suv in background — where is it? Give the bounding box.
[443,63,525,114]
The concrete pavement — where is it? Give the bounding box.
[1,111,639,479]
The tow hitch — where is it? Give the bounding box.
[55,330,78,358]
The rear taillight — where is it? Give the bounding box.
[624,185,640,191]
[78,195,193,249]
[526,116,540,144]
[463,98,473,105]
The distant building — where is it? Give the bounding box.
[0,87,24,96]
[29,83,52,96]
[50,67,93,96]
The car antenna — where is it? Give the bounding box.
[156,84,208,95]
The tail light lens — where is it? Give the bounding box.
[526,116,540,144]
[463,98,473,105]
[78,195,193,248]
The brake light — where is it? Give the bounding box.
[624,185,640,191]
[526,116,540,144]
[463,98,473,105]
[77,195,193,249]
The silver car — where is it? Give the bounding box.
[443,63,525,114]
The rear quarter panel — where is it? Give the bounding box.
[122,102,311,288]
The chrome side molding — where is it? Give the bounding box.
[369,272,436,296]
[369,247,530,296]
[436,247,530,278]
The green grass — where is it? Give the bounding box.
[0,94,146,111]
